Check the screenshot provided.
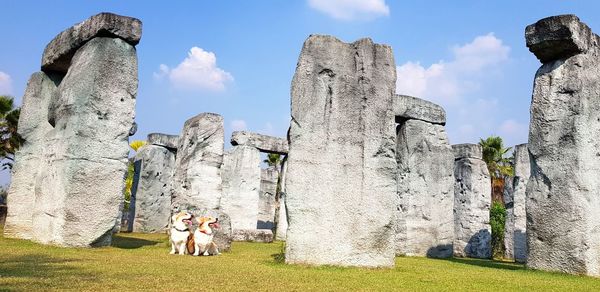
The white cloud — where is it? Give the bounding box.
[231,119,247,131]
[0,71,12,95]
[308,0,390,20]
[156,47,233,91]
[396,33,509,103]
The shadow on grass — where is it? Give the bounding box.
[0,254,96,285]
[441,257,524,271]
[111,235,159,249]
[271,252,285,264]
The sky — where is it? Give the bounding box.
[1,0,600,186]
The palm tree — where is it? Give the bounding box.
[264,153,282,169]
[0,95,23,170]
[479,136,514,204]
[123,140,146,209]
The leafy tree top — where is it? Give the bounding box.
[479,135,514,179]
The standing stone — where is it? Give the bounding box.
[275,156,289,241]
[453,144,492,259]
[171,113,224,212]
[258,167,278,229]
[396,119,454,258]
[285,35,397,267]
[504,143,529,262]
[3,72,59,239]
[503,174,515,260]
[526,15,600,276]
[34,36,138,247]
[221,145,261,230]
[132,143,176,233]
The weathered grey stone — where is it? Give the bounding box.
[453,144,491,259]
[232,229,274,243]
[221,145,261,231]
[395,119,454,258]
[258,167,278,230]
[231,131,288,154]
[452,143,483,160]
[33,37,138,247]
[188,208,232,252]
[526,14,597,63]
[131,145,176,233]
[4,72,58,240]
[393,94,446,125]
[526,15,600,276]
[147,133,179,150]
[285,35,397,267]
[275,156,289,241]
[42,12,142,73]
[171,113,224,212]
[504,143,529,262]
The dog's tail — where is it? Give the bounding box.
[186,233,195,255]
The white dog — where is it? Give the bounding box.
[169,211,194,255]
[190,216,220,256]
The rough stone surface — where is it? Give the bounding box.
[393,94,446,125]
[452,143,483,160]
[3,72,58,240]
[131,145,176,233]
[188,208,232,252]
[526,15,600,276]
[231,131,288,154]
[33,37,138,247]
[258,167,278,230]
[395,119,454,258]
[504,143,529,262]
[171,113,224,212]
[453,144,492,259]
[147,133,179,150]
[221,145,261,231]
[285,35,397,267]
[42,12,142,73]
[275,156,289,241]
[232,229,274,243]
[526,14,597,63]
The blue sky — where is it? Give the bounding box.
[1,0,600,185]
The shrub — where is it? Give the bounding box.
[490,201,507,259]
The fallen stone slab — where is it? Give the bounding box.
[452,144,491,259]
[232,229,274,243]
[285,35,397,267]
[231,131,288,154]
[396,119,454,258]
[526,15,600,276]
[42,12,142,73]
[171,113,224,212]
[147,133,179,150]
[393,94,446,125]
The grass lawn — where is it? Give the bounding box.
[1,233,599,291]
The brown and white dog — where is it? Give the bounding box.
[187,216,220,256]
[169,211,194,255]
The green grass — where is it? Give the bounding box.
[1,233,599,291]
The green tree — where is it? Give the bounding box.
[479,136,514,203]
[123,140,146,210]
[263,153,282,168]
[0,95,23,170]
[490,201,507,259]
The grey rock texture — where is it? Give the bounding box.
[504,143,529,262]
[131,145,176,233]
[33,36,138,247]
[147,133,179,150]
[3,72,58,239]
[232,229,274,243]
[258,167,278,230]
[503,175,515,260]
[453,144,492,259]
[171,113,224,212]
[395,119,454,258]
[231,131,288,154]
[275,156,289,241]
[221,145,261,230]
[42,12,142,73]
[526,15,600,276]
[393,94,446,125]
[285,35,397,267]
[188,208,232,252]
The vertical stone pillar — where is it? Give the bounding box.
[275,156,289,241]
[452,144,491,259]
[221,145,261,230]
[258,167,278,229]
[285,35,397,267]
[526,15,600,276]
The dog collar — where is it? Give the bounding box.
[173,227,189,232]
